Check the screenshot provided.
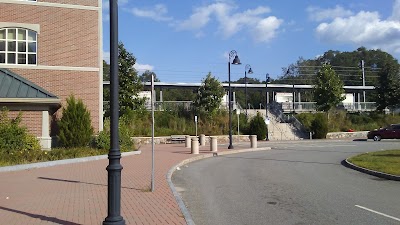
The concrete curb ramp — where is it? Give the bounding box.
[342,158,400,181]
[167,147,272,225]
[0,151,141,172]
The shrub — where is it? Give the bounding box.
[58,95,94,148]
[311,113,328,139]
[248,112,267,140]
[0,108,41,153]
[295,113,315,132]
[94,118,136,151]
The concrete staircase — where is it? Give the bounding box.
[246,109,307,141]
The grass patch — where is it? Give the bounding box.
[348,150,400,176]
[0,147,134,167]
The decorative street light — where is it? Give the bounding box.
[244,64,253,117]
[103,0,125,224]
[265,73,271,141]
[228,50,241,149]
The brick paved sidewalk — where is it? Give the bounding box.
[0,143,251,225]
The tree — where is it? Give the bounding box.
[375,59,400,110]
[313,64,345,112]
[139,70,160,82]
[58,95,94,147]
[118,42,145,116]
[193,72,225,113]
[103,60,110,81]
[248,112,267,140]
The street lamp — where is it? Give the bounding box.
[228,50,241,149]
[265,73,271,141]
[103,0,125,224]
[244,64,253,117]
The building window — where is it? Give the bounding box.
[0,28,37,65]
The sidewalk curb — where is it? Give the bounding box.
[166,147,272,225]
[342,158,400,181]
[0,151,141,173]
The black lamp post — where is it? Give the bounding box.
[244,64,253,117]
[265,73,271,141]
[228,50,241,149]
[103,0,125,224]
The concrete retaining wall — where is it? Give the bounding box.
[132,135,254,146]
[326,131,368,139]
[132,131,369,146]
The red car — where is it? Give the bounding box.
[367,124,400,141]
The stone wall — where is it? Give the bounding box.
[326,131,368,139]
[132,135,256,146]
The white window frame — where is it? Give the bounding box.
[0,28,37,65]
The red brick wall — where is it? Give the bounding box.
[0,4,99,68]
[11,69,100,132]
[39,0,99,7]
[0,2,101,134]
[8,111,42,137]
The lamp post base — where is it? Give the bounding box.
[228,145,234,149]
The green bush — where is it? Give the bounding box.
[311,113,328,139]
[0,108,41,153]
[295,113,315,132]
[94,117,136,151]
[248,113,267,140]
[58,95,94,148]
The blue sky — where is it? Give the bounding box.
[102,0,400,83]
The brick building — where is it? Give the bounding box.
[0,0,103,149]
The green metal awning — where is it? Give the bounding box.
[0,68,58,98]
[0,68,60,109]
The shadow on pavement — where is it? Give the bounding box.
[353,139,368,141]
[0,206,81,225]
[37,177,144,191]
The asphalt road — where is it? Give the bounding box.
[172,140,400,225]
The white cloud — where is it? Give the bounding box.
[390,0,400,21]
[174,2,281,42]
[315,11,400,54]
[134,63,154,73]
[306,5,354,22]
[252,17,282,42]
[130,4,172,22]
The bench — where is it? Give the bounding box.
[170,135,187,143]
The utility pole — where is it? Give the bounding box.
[361,60,366,103]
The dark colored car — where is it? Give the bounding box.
[367,124,400,141]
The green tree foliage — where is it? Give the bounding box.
[58,95,94,148]
[313,64,345,112]
[162,88,196,101]
[103,60,110,81]
[280,47,399,103]
[94,117,135,151]
[118,42,145,115]
[375,59,400,110]
[0,108,41,152]
[194,72,225,113]
[139,70,160,82]
[248,112,267,140]
[311,113,328,139]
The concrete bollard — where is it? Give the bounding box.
[210,136,218,152]
[191,137,199,154]
[249,135,257,148]
[185,136,191,148]
[200,134,206,146]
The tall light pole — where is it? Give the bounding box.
[265,73,271,141]
[103,0,125,224]
[228,50,241,149]
[244,64,253,117]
